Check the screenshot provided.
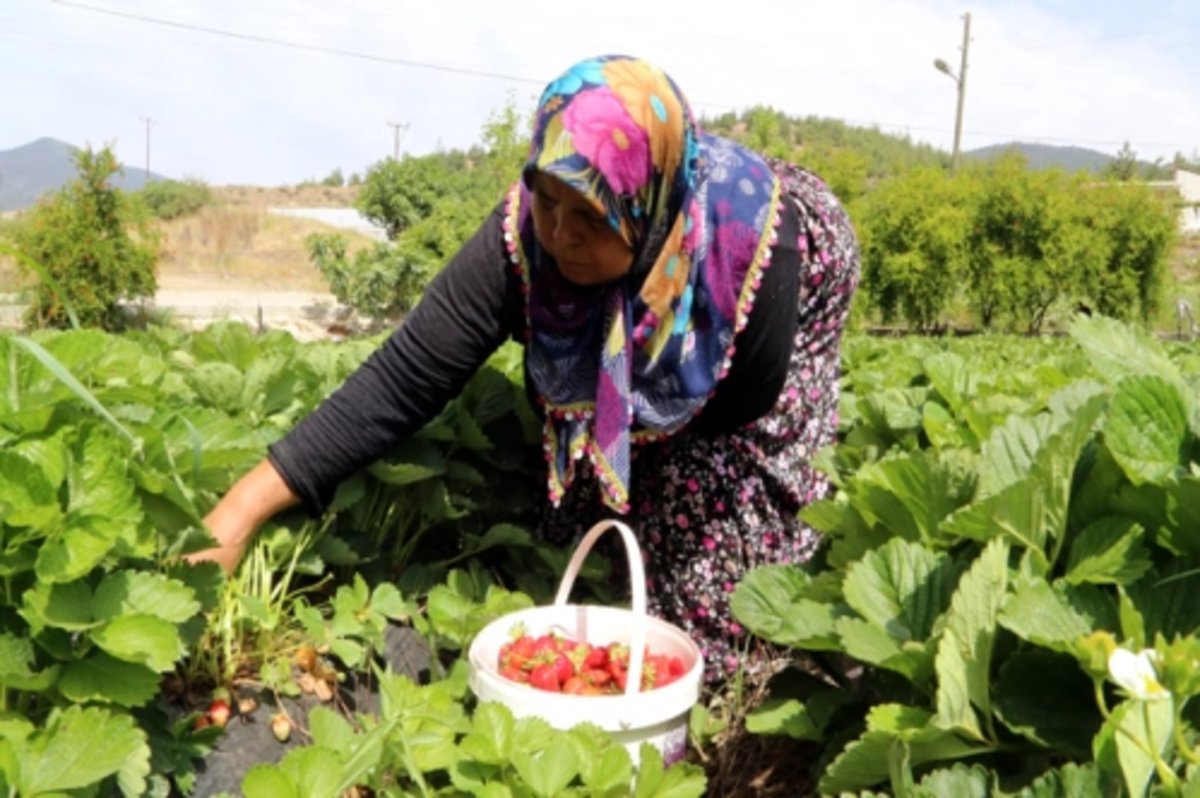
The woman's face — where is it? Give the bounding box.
[529,172,634,286]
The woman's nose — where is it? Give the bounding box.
[553,211,584,246]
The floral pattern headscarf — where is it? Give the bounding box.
[503,55,783,513]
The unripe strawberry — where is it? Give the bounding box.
[271,713,292,743]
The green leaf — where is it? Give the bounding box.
[842,538,960,643]
[923,400,974,450]
[977,414,1045,498]
[511,735,578,798]
[1065,517,1152,586]
[91,613,182,671]
[934,537,1008,740]
[1161,478,1200,555]
[242,765,300,798]
[923,352,977,415]
[36,516,124,584]
[464,523,534,554]
[510,716,556,757]
[819,717,985,794]
[942,477,1047,551]
[852,451,976,543]
[1127,560,1200,642]
[18,705,146,795]
[0,450,62,530]
[187,362,246,414]
[279,746,344,798]
[633,743,707,798]
[915,763,990,798]
[370,438,446,485]
[1094,698,1173,798]
[307,707,356,757]
[837,618,936,686]
[459,702,514,766]
[993,650,1100,758]
[93,571,200,625]
[582,743,634,792]
[20,579,94,634]
[1103,374,1191,485]
[999,577,1092,651]
[1069,314,1182,387]
[744,698,822,740]
[730,565,844,650]
[59,651,162,707]
[1017,763,1105,798]
[11,336,136,444]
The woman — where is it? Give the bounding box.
[196,55,860,681]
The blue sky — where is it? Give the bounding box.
[2,0,1198,186]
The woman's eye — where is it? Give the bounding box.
[535,192,558,210]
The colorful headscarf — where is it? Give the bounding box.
[502,55,783,513]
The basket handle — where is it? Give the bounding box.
[553,519,647,698]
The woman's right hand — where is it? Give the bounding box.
[188,459,301,575]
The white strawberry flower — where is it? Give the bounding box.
[1108,647,1170,701]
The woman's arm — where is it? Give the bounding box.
[189,202,523,573]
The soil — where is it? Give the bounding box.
[190,625,434,796]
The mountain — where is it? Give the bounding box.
[963,142,1115,173]
[0,138,170,213]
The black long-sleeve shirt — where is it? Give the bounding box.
[269,199,802,516]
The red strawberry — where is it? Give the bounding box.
[643,655,671,690]
[561,676,587,695]
[607,643,630,670]
[532,634,561,659]
[498,665,527,684]
[502,635,536,671]
[582,668,611,687]
[207,699,231,728]
[667,656,686,678]
[552,653,575,684]
[528,663,561,693]
[583,645,609,670]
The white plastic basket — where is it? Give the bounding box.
[467,519,704,767]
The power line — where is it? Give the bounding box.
[46,0,549,85]
[33,1,1200,156]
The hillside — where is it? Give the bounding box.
[0,137,169,212]
[963,142,1115,173]
[699,108,951,177]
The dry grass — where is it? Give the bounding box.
[157,204,375,293]
[1,188,373,295]
[213,184,359,210]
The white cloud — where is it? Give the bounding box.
[1,0,1196,185]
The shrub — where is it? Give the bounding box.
[13,145,161,330]
[305,233,430,325]
[140,177,214,220]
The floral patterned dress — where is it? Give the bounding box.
[535,160,861,682]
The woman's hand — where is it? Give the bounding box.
[188,459,301,575]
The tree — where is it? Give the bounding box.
[1104,141,1141,182]
[13,145,161,330]
[856,166,972,331]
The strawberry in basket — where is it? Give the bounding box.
[497,629,685,695]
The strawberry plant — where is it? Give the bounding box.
[734,316,1200,795]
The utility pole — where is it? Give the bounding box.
[139,116,156,186]
[934,12,972,173]
[386,121,409,161]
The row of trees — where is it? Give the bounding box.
[856,155,1180,333]
[322,103,1182,334]
[1,102,1187,335]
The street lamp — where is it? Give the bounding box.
[935,12,972,174]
